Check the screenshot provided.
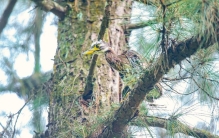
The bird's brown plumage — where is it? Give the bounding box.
[83,40,146,76]
[83,40,162,99]
[104,48,145,76]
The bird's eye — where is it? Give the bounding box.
[95,45,99,48]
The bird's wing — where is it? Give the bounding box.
[121,50,148,69]
[115,54,130,73]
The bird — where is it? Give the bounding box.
[83,40,146,76]
[83,40,162,100]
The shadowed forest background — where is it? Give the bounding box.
[0,0,219,138]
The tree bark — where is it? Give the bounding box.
[46,0,133,137]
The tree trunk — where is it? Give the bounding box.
[47,1,132,137]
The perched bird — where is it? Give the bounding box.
[83,40,145,77]
[83,40,162,100]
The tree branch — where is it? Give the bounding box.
[123,19,158,43]
[32,0,67,20]
[0,95,32,137]
[123,19,157,30]
[135,0,159,6]
[165,0,184,7]
[97,34,217,137]
[83,54,98,99]
[98,0,112,40]
[136,0,184,7]
[132,115,219,138]
[0,0,17,35]
[33,8,44,73]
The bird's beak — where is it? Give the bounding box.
[83,46,100,55]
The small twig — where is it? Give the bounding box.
[0,96,32,138]
[162,81,198,95]
[12,96,32,138]
[183,59,219,84]
[0,117,13,137]
[162,76,191,81]
[192,78,219,100]
[58,49,67,69]
[166,0,184,7]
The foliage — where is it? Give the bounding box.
[0,0,52,136]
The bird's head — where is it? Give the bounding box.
[83,40,110,55]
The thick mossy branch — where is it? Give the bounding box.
[33,0,67,19]
[97,34,218,137]
[132,115,219,138]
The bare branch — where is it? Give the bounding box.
[123,19,158,42]
[0,116,13,137]
[12,96,32,138]
[33,0,67,20]
[0,96,32,138]
[123,19,157,30]
[162,76,191,81]
[0,0,17,35]
[162,81,198,95]
[192,78,219,100]
[132,115,219,138]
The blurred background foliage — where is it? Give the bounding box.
[0,0,55,136]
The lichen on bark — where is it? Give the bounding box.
[48,0,133,137]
